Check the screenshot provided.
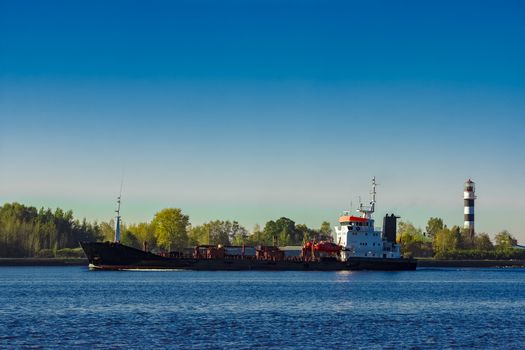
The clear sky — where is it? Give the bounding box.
[1,0,524,240]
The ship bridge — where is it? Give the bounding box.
[338,215,371,227]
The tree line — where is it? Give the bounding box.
[0,203,332,257]
[1,202,521,259]
[397,217,522,259]
[117,209,333,252]
[0,203,102,257]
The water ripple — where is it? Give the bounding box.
[0,267,524,349]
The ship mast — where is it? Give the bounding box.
[357,177,377,219]
[114,181,123,243]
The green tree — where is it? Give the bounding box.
[230,221,249,245]
[278,228,291,246]
[450,226,463,249]
[460,228,474,249]
[206,220,233,245]
[152,208,190,251]
[319,221,332,239]
[128,222,157,250]
[425,217,443,239]
[188,220,248,246]
[189,224,210,245]
[249,224,263,245]
[397,221,430,257]
[296,224,315,243]
[473,233,494,251]
[432,228,448,254]
[121,230,140,249]
[263,220,279,245]
[262,217,300,246]
[275,217,303,246]
[275,217,296,245]
[495,230,517,250]
[99,220,115,241]
[433,225,462,255]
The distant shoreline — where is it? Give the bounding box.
[0,258,87,266]
[1,258,525,268]
[416,258,525,268]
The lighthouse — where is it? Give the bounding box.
[463,179,476,239]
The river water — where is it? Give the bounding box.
[0,267,524,349]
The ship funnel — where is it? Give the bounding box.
[382,214,399,243]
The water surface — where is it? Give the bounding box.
[1,267,524,349]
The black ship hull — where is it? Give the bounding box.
[80,242,417,271]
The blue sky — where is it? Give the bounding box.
[1,0,524,240]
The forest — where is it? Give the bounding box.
[0,203,102,257]
[0,202,522,259]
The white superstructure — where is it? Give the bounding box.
[334,178,401,260]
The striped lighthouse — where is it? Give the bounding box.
[463,179,476,239]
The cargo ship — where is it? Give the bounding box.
[81,178,416,271]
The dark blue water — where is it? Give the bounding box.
[1,267,524,349]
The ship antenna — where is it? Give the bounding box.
[115,178,123,243]
[370,176,377,213]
